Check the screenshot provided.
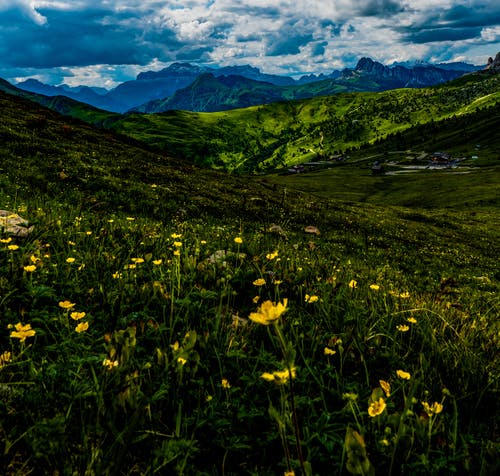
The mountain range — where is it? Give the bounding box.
[14,57,480,113]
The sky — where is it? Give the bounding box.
[0,0,499,89]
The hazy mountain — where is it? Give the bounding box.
[105,63,295,112]
[15,78,127,112]
[12,57,481,114]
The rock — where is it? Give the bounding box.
[304,225,320,235]
[0,210,34,238]
[485,52,500,71]
[268,224,287,236]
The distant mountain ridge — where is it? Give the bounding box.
[13,57,481,113]
[134,58,480,113]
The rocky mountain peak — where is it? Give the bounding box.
[486,52,500,71]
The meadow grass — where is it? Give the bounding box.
[1,191,498,475]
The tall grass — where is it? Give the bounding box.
[1,195,498,475]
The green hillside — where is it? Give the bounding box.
[107,72,500,172]
[0,83,498,476]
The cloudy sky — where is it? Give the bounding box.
[0,0,499,88]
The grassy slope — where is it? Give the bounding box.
[0,86,498,475]
[106,72,500,171]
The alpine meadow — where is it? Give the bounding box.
[0,55,499,476]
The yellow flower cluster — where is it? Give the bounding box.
[266,250,278,260]
[103,358,119,370]
[249,299,288,325]
[305,294,319,303]
[421,401,443,417]
[260,367,296,385]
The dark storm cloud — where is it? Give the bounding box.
[266,32,314,56]
[0,1,498,86]
[407,27,482,44]
[357,0,406,17]
[396,2,500,45]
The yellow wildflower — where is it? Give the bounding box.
[153,259,162,265]
[85,231,92,236]
[407,316,417,324]
[379,380,391,397]
[170,341,180,351]
[422,401,444,417]
[59,300,76,309]
[30,255,40,263]
[112,272,122,279]
[131,257,145,264]
[349,279,357,289]
[260,372,275,382]
[126,217,135,221]
[173,242,182,248]
[0,237,12,243]
[369,284,380,291]
[368,397,386,417]
[221,378,231,389]
[70,311,86,321]
[284,471,296,476]
[102,358,118,369]
[8,244,19,250]
[324,347,336,356]
[75,322,89,333]
[173,250,181,256]
[399,291,410,299]
[266,251,279,260]
[171,233,182,239]
[128,264,137,269]
[177,357,187,366]
[260,367,296,385]
[200,240,207,245]
[252,295,260,304]
[0,351,12,367]
[396,369,411,380]
[252,278,266,286]
[249,299,288,325]
[305,294,319,303]
[66,257,76,263]
[23,265,36,272]
[396,324,410,332]
[234,236,243,244]
[10,323,36,342]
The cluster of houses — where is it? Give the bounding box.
[287,154,348,174]
[370,150,462,175]
[428,152,459,167]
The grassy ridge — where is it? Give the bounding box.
[3,72,500,173]
[0,85,499,475]
[105,72,500,171]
